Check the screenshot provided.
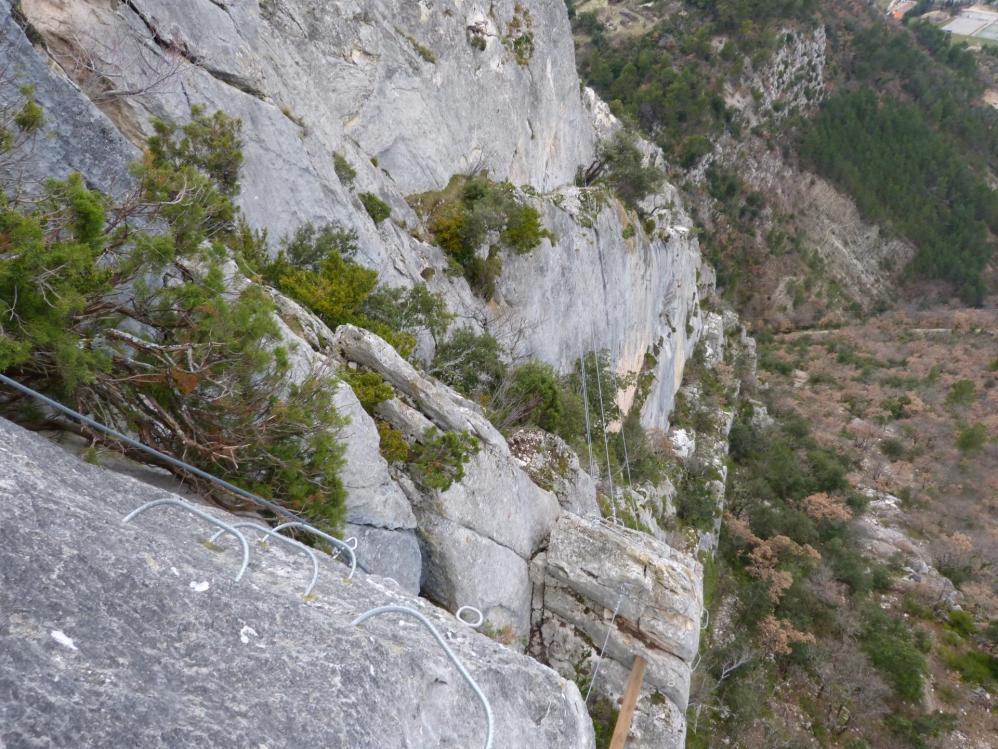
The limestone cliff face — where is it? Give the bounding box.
[4,1,710,745]
[16,0,707,430]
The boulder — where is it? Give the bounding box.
[535,513,702,736]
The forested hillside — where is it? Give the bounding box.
[570,0,997,309]
[568,2,996,748]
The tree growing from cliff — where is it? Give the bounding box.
[0,101,348,528]
[586,131,665,211]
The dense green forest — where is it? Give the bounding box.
[802,21,998,304]
[800,90,996,305]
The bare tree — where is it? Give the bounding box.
[50,27,185,103]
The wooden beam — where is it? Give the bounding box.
[609,655,647,749]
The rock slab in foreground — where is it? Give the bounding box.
[0,417,594,749]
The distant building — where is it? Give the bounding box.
[941,4,998,38]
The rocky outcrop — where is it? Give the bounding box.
[855,489,960,607]
[508,427,600,518]
[221,264,424,591]
[336,324,560,640]
[0,416,595,748]
[532,513,703,747]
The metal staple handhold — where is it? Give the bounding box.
[352,605,495,749]
[271,521,357,579]
[122,498,251,582]
[209,522,320,596]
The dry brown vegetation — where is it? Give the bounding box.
[753,299,998,746]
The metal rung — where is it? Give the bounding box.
[123,498,251,581]
[271,521,357,579]
[210,522,319,596]
[353,605,494,749]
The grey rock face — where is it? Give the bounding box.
[433,445,560,562]
[0,417,594,749]
[533,513,702,743]
[417,513,533,643]
[0,4,137,195]
[344,522,422,594]
[336,326,560,638]
[20,0,592,233]
[17,0,707,435]
[495,183,705,432]
[331,379,417,532]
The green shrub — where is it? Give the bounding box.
[503,4,535,66]
[885,711,957,749]
[880,437,905,461]
[0,84,44,156]
[333,152,356,187]
[807,447,849,493]
[759,349,794,375]
[341,369,394,413]
[946,609,976,638]
[945,649,998,687]
[677,471,717,531]
[729,417,759,462]
[493,361,565,433]
[376,420,409,464]
[0,105,349,531]
[398,29,436,63]
[362,282,454,344]
[408,428,480,491]
[860,605,928,702]
[946,378,977,407]
[264,224,377,326]
[614,411,666,486]
[593,131,665,210]
[360,192,391,223]
[882,394,912,420]
[430,327,506,399]
[261,223,431,358]
[955,422,987,453]
[412,175,551,299]
[985,620,998,646]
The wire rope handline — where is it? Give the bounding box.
[0,373,301,523]
[122,497,251,581]
[353,605,495,749]
[608,351,634,492]
[588,326,617,523]
[577,332,597,477]
[584,588,624,705]
[271,521,357,579]
[210,521,320,596]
